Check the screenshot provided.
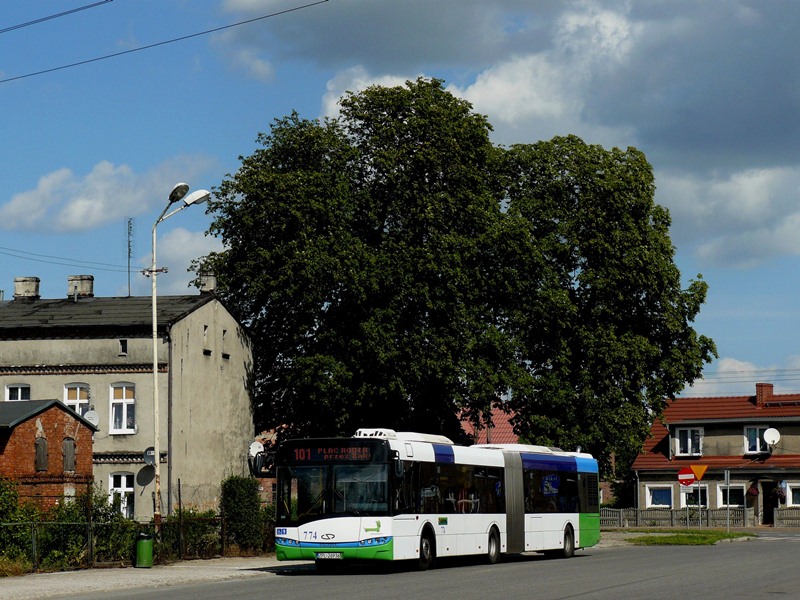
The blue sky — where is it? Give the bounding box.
[2,0,799,397]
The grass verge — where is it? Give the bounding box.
[626,529,753,546]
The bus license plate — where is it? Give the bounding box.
[316,552,343,560]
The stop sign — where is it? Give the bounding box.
[678,467,695,486]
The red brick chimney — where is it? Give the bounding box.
[755,382,773,408]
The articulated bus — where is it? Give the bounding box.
[256,428,600,570]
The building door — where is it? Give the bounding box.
[761,481,777,526]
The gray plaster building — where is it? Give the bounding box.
[0,275,254,520]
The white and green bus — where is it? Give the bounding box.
[265,428,600,570]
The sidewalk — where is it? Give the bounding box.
[0,555,300,600]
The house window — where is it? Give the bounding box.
[6,384,30,401]
[63,438,76,472]
[646,485,673,508]
[680,485,708,508]
[35,437,48,472]
[110,383,136,434]
[744,426,769,454]
[675,427,703,456]
[65,384,90,417]
[787,484,800,507]
[118,339,128,356]
[109,473,135,519]
[718,484,745,507]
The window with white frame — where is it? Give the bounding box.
[109,473,135,519]
[674,427,703,456]
[744,426,770,454]
[64,383,90,417]
[110,383,136,434]
[646,485,673,508]
[787,483,800,507]
[6,384,30,401]
[718,484,745,507]
[680,485,708,508]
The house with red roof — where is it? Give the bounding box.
[632,383,800,525]
[460,407,519,445]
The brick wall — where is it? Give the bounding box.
[0,405,94,509]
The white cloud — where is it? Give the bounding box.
[221,45,275,82]
[320,67,419,119]
[657,166,800,267]
[0,155,217,233]
[682,357,769,397]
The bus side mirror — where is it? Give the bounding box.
[392,450,404,478]
[248,451,275,478]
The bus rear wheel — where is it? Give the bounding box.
[418,530,436,571]
[560,525,575,558]
[486,527,501,564]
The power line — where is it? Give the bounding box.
[0,246,129,272]
[0,0,330,85]
[0,1,113,35]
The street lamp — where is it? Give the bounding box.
[147,182,210,522]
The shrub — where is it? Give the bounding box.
[220,476,264,553]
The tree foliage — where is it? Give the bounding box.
[197,78,716,475]
[501,136,716,474]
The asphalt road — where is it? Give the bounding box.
[4,531,800,600]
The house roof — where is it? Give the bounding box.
[461,407,519,445]
[632,383,800,474]
[0,399,99,431]
[0,294,216,338]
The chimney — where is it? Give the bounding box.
[755,382,773,408]
[199,273,217,293]
[13,277,40,301]
[67,275,94,300]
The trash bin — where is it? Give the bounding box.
[136,532,153,568]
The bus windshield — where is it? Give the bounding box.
[277,462,390,524]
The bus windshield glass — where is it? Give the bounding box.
[275,439,392,525]
[277,463,390,524]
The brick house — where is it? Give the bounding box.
[0,399,97,508]
[632,383,800,525]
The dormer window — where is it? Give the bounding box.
[675,427,703,457]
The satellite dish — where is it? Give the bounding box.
[249,441,264,458]
[84,410,100,427]
[144,446,156,466]
[764,428,781,447]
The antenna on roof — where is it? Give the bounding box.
[126,217,134,296]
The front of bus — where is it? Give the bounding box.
[274,437,395,563]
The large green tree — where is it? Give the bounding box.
[198,79,716,474]
[199,78,516,441]
[500,136,716,475]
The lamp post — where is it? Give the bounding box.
[148,183,210,522]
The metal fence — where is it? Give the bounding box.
[0,517,228,572]
[600,507,749,528]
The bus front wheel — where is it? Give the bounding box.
[418,530,436,571]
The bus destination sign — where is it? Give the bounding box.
[291,444,374,462]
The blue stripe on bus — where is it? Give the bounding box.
[433,444,455,463]
[521,454,576,472]
[574,456,598,474]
